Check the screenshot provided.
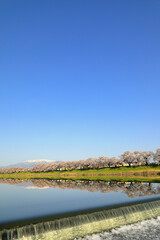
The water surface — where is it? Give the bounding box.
[1,179,160,224]
[1,198,160,240]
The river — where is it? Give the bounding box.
[0,179,160,239]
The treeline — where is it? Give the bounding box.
[0,148,160,174]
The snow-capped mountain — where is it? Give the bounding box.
[0,159,60,169]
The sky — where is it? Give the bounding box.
[0,0,160,166]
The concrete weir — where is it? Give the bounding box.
[1,199,160,240]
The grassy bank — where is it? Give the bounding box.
[1,165,160,182]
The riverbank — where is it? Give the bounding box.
[1,165,160,182]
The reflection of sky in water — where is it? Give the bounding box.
[1,183,160,224]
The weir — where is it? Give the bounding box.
[1,199,160,240]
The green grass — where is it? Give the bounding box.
[1,165,160,182]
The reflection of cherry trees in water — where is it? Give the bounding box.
[123,182,160,198]
[1,179,160,198]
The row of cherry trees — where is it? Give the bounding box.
[0,148,160,173]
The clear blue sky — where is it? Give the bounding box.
[0,0,160,165]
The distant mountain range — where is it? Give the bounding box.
[0,159,60,169]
